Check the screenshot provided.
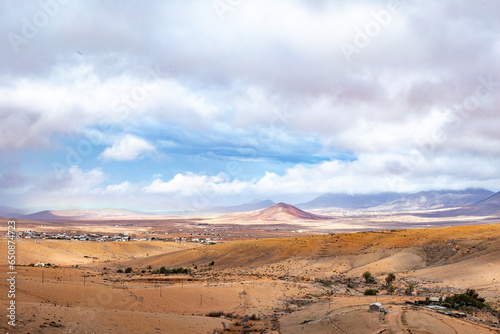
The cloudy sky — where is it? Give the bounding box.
[1,0,500,212]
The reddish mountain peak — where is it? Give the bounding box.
[257,202,326,220]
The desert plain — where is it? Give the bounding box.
[1,204,500,334]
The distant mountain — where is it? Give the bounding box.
[296,193,403,210]
[208,199,275,213]
[21,208,149,220]
[374,188,494,211]
[455,191,500,216]
[0,206,31,218]
[248,202,328,221]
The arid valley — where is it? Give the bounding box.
[2,194,500,334]
[3,1,500,333]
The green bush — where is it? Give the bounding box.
[364,289,379,296]
[153,266,191,275]
[444,289,487,310]
[405,284,415,295]
[125,267,133,273]
[385,273,396,285]
[206,311,224,317]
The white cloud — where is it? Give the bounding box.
[143,172,249,197]
[2,1,500,209]
[42,166,106,194]
[100,134,155,161]
[141,152,500,202]
[104,181,130,194]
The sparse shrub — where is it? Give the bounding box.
[154,266,191,275]
[318,279,334,287]
[364,289,379,296]
[117,269,123,273]
[209,261,215,266]
[387,285,396,294]
[405,284,415,295]
[206,311,224,317]
[363,271,376,284]
[385,273,396,286]
[125,267,133,273]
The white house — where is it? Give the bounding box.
[369,302,382,312]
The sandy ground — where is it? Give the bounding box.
[0,239,200,266]
[1,223,499,333]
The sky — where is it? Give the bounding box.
[1,0,500,212]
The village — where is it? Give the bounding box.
[15,229,224,244]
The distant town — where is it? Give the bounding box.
[13,229,223,244]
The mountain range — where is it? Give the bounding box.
[371,188,494,211]
[462,191,500,215]
[296,192,403,210]
[2,188,498,220]
[20,208,149,221]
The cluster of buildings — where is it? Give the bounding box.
[173,236,222,244]
[15,230,132,242]
[13,230,223,243]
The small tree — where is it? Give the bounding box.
[385,273,396,286]
[363,271,376,284]
[405,284,415,295]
